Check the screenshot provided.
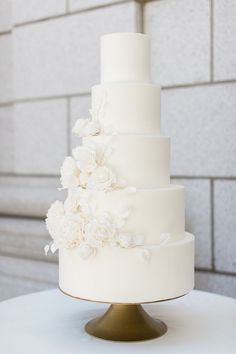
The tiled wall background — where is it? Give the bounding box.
[0,0,235,301]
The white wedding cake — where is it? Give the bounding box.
[46,33,195,304]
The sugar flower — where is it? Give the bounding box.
[87,166,116,191]
[72,145,97,173]
[60,156,80,189]
[72,118,101,138]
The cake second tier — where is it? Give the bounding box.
[92,82,161,135]
[83,134,170,188]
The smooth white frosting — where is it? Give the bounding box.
[92,83,161,134]
[59,232,194,303]
[83,185,185,245]
[101,33,150,83]
[84,135,170,188]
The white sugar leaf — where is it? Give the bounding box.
[57,187,65,191]
[50,243,58,254]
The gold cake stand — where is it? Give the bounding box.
[60,287,186,342]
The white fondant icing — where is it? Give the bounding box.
[101,33,150,83]
[81,185,185,245]
[59,233,194,303]
[51,33,195,303]
[83,135,170,188]
[92,83,161,134]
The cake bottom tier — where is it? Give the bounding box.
[59,233,194,304]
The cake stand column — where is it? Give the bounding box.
[85,303,167,341]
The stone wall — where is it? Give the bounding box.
[0,0,236,301]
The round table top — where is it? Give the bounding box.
[0,289,235,353]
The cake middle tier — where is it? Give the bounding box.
[82,185,185,245]
[83,135,170,188]
[92,82,161,134]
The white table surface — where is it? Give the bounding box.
[0,289,235,354]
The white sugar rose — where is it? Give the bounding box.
[72,118,101,137]
[72,145,97,173]
[95,143,113,166]
[87,166,116,191]
[79,171,90,188]
[60,213,85,248]
[84,235,102,248]
[84,214,116,247]
[60,156,80,188]
[46,201,65,242]
[64,190,82,213]
[47,200,64,219]
[46,201,85,250]
[64,189,91,216]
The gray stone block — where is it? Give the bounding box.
[162,83,236,177]
[0,106,14,172]
[145,0,210,86]
[13,0,66,24]
[0,34,12,102]
[0,273,55,301]
[69,0,123,11]
[0,255,58,283]
[0,0,11,32]
[0,176,65,218]
[0,255,57,301]
[13,2,138,100]
[0,217,58,263]
[195,270,236,298]
[14,99,68,174]
[214,0,236,80]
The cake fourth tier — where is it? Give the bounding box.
[77,185,185,246]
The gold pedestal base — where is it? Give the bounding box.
[85,304,167,341]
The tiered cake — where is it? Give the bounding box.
[46,33,195,304]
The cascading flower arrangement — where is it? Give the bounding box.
[45,92,148,259]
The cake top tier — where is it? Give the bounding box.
[101,32,151,83]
